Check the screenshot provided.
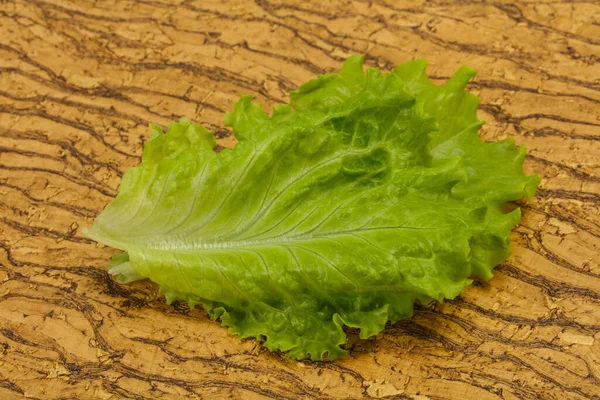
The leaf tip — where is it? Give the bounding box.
[448,65,477,89]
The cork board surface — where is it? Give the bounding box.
[0,1,599,399]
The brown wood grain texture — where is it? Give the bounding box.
[0,0,599,398]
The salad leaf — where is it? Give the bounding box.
[85,56,539,360]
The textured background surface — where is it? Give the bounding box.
[0,0,599,399]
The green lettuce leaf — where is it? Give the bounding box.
[85,55,539,360]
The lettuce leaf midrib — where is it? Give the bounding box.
[91,171,464,252]
[92,150,425,245]
[91,224,453,252]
